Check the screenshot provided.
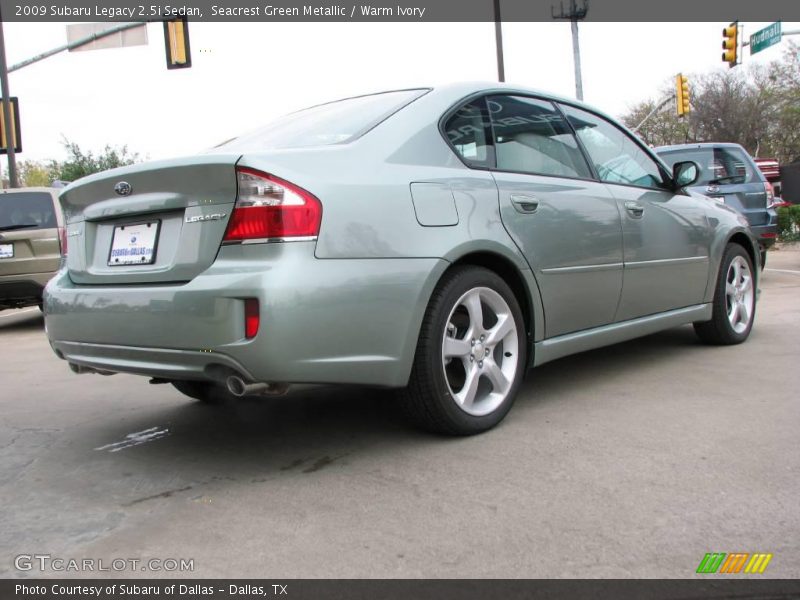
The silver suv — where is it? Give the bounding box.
[0,187,66,310]
[656,143,778,268]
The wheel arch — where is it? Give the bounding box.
[727,231,758,270]
[447,250,543,358]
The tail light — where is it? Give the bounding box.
[57,226,68,254]
[223,167,322,242]
[765,182,775,208]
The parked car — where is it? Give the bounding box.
[656,143,778,268]
[754,157,781,197]
[44,83,759,435]
[0,187,66,310]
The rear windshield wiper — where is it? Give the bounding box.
[708,176,745,185]
[0,223,38,232]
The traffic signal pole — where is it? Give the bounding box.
[0,10,19,188]
[631,94,675,134]
[8,22,146,73]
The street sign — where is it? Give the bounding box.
[750,21,782,55]
[0,97,21,154]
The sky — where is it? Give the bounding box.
[2,21,798,164]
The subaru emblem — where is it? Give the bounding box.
[706,184,720,194]
[114,181,133,196]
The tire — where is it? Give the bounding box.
[694,243,756,345]
[171,380,231,404]
[399,266,527,435]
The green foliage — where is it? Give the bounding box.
[51,137,141,183]
[777,204,800,242]
[18,160,58,187]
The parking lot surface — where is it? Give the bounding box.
[2,246,799,578]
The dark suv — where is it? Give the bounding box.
[656,143,778,268]
[0,187,66,310]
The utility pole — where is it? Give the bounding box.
[553,0,588,101]
[493,0,505,82]
[0,10,19,188]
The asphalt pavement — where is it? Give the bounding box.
[1,246,798,578]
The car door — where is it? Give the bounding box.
[483,95,624,338]
[558,104,712,321]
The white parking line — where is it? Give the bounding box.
[765,268,800,275]
[95,427,170,453]
[0,307,39,318]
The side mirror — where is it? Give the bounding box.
[673,161,700,188]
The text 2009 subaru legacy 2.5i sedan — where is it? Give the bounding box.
[44,83,759,435]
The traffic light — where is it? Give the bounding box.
[675,74,690,117]
[0,97,22,154]
[163,17,191,69]
[722,21,738,67]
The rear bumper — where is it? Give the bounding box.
[44,242,446,388]
[751,223,778,250]
[0,271,56,308]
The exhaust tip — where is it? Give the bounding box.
[226,375,247,397]
[226,376,287,397]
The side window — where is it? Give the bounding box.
[443,98,494,168]
[488,95,592,179]
[560,104,668,190]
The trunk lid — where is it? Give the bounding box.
[61,154,240,285]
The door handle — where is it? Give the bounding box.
[624,201,645,217]
[510,194,540,214]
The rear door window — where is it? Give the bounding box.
[0,192,57,231]
[488,95,592,179]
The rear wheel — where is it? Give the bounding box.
[694,243,756,345]
[400,266,527,435]
[171,380,230,404]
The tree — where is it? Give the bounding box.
[620,43,800,164]
[18,160,58,187]
[621,90,694,148]
[53,138,141,183]
[760,42,800,164]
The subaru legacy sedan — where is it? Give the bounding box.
[44,83,759,435]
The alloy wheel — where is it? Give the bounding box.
[441,287,519,417]
[725,255,754,334]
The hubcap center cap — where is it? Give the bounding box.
[473,340,485,359]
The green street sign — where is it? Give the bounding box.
[750,21,782,55]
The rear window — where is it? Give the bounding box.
[658,146,759,186]
[0,192,57,231]
[213,89,429,152]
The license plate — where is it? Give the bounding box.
[0,243,12,259]
[108,221,160,266]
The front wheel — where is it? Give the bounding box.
[400,266,527,435]
[694,244,756,345]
